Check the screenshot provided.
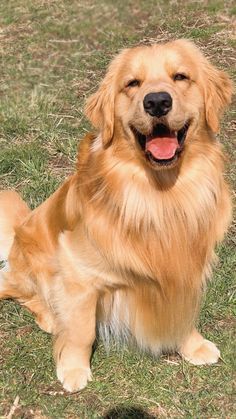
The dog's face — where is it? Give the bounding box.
[86,40,231,170]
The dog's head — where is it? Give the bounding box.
[85,40,232,170]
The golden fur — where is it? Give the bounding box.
[0,40,232,392]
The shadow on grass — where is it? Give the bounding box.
[103,405,156,418]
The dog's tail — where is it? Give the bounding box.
[0,190,30,261]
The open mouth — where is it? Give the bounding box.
[133,122,190,166]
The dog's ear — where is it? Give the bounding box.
[201,60,232,133]
[85,64,117,148]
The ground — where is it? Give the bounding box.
[0,1,235,418]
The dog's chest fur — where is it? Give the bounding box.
[67,144,223,290]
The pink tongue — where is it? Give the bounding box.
[146,136,179,160]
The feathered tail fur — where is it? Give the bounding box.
[0,191,30,262]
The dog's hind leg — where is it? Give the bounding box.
[0,267,55,334]
[0,191,55,333]
[23,296,55,334]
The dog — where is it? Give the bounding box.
[0,39,232,392]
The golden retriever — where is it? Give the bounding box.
[0,39,232,392]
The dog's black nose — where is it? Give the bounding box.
[143,92,172,117]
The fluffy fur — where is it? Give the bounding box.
[0,40,232,392]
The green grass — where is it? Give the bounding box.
[0,0,235,417]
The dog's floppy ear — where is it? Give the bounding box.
[85,62,117,148]
[201,60,232,133]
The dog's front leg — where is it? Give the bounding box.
[54,281,98,392]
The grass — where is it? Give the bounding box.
[0,0,235,417]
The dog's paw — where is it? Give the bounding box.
[57,364,92,392]
[182,339,220,365]
[35,313,55,334]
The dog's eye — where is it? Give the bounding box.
[127,79,140,88]
[173,73,189,81]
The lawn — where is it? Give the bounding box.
[0,1,235,418]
